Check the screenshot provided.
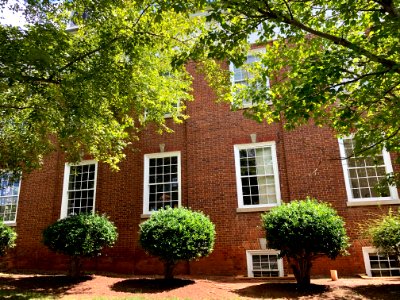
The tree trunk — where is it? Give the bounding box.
[164,260,176,280]
[289,256,312,288]
[69,256,82,278]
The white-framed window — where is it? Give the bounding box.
[246,250,284,277]
[234,142,281,209]
[164,99,181,118]
[338,137,398,204]
[61,160,98,218]
[362,247,400,277]
[230,49,269,108]
[143,151,181,214]
[0,173,21,225]
[66,11,89,31]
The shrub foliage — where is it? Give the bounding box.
[367,209,400,259]
[262,198,349,286]
[139,207,215,279]
[43,213,118,277]
[0,222,17,257]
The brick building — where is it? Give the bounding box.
[2,58,400,278]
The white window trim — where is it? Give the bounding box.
[363,246,375,277]
[60,160,98,219]
[0,174,21,226]
[246,250,284,278]
[143,151,182,215]
[229,48,269,109]
[338,139,399,205]
[234,141,281,210]
[362,246,400,277]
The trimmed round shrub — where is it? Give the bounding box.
[139,207,215,279]
[43,213,118,277]
[262,198,349,286]
[367,209,400,257]
[0,222,17,256]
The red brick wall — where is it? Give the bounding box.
[7,62,399,278]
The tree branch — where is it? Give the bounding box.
[20,75,61,85]
[0,74,60,85]
[54,36,121,77]
[0,104,35,110]
[282,0,294,20]
[52,3,156,79]
[329,69,391,88]
[341,127,400,160]
[384,82,400,96]
[254,6,400,74]
[373,0,400,18]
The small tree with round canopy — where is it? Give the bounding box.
[262,198,350,287]
[43,213,118,277]
[139,207,215,280]
[366,209,400,262]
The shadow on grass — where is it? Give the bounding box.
[349,283,400,300]
[234,282,330,299]
[0,275,92,299]
[112,278,195,294]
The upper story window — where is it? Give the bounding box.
[61,160,98,218]
[0,173,20,225]
[338,137,398,204]
[67,11,89,31]
[161,71,182,119]
[143,152,181,215]
[164,99,181,119]
[234,142,281,209]
[230,50,268,108]
[232,55,259,86]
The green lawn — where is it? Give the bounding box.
[0,290,185,300]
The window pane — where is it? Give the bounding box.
[368,252,400,277]
[357,168,367,177]
[146,155,180,212]
[366,167,377,177]
[243,195,251,205]
[0,173,20,223]
[66,163,96,216]
[343,137,391,199]
[238,145,277,206]
[232,54,262,107]
[251,253,281,278]
[391,269,400,276]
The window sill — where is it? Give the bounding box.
[237,206,277,213]
[232,101,272,111]
[140,214,151,219]
[347,199,400,207]
[232,103,254,110]
[4,222,16,227]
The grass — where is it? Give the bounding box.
[0,290,189,300]
[0,289,54,299]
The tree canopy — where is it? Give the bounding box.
[42,213,118,277]
[0,0,223,174]
[196,0,400,171]
[262,198,350,286]
[2,1,400,179]
[366,209,400,260]
[139,207,215,279]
